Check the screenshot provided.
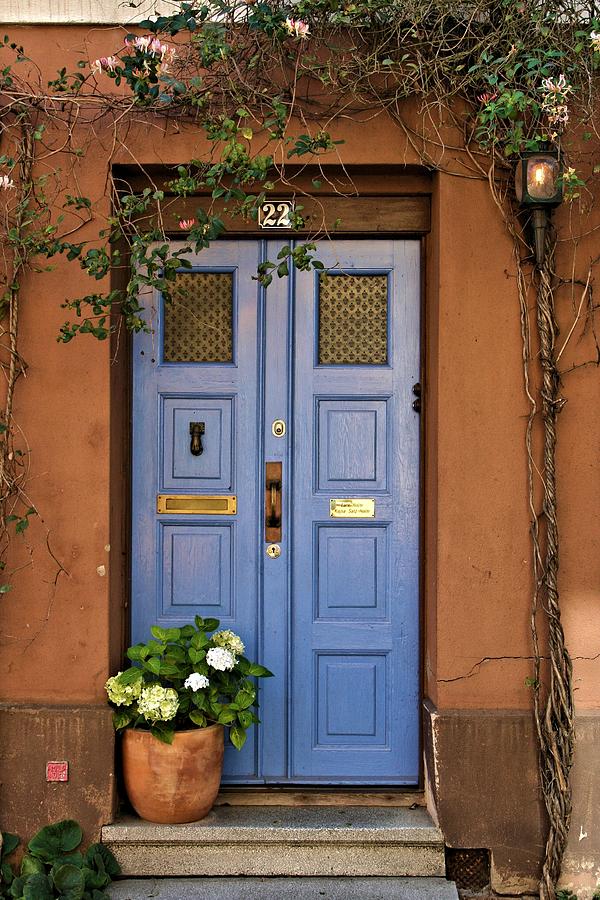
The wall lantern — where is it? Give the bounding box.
[515,150,563,268]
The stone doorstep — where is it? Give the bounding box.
[102,806,446,878]
[108,876,460,899]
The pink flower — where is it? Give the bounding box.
[92,55,118,75]
[541,74,571,95]
[284,18,311,39]
[178,218,196,230]
[477,91,498,104]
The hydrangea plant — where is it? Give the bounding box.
[105,617,272,746]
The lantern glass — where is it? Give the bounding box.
[515,153,562,205]
[526,156,560,201]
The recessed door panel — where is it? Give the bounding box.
[160,523,233,618]
[316,525,389,621]
[161,396,234,491]
[317,398,388,491]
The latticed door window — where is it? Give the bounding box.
[163,272,234,363]
[318,273,388,365]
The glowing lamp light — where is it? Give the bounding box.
[515,151,563,207]
[515,150,563,267]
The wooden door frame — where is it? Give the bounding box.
[109,165,432,796]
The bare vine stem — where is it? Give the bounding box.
[535,240,575,900]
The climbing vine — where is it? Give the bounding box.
[1,3,600,895]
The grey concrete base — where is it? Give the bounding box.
[109,877,459,899]
[102,807,445,878]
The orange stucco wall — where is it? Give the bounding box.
[1,24,599,717]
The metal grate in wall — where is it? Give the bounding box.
[445,847,491,892]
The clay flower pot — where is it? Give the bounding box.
[122,725,224,824]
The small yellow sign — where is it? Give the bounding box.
[329,499,375,519]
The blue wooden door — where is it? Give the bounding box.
[132,238,420,784]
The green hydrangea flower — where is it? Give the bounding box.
[105,672,142,707]
[212,629,245,657]
[138,684,179,722]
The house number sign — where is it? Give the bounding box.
[330,499,375,518]
[259,200,294,229]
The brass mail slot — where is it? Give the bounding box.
[330,498,375,518]
[157,495,237,515]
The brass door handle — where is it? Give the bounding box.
[265,462,282,542]
[269,480,281,528]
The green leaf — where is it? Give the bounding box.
[151,724,175,744]
[9,874,26,897]
[112,709,134,731]
[28,820,82,863]
[84,844,120,879]
[150,626,168,642]
[20,855,44,876]
[229,724,246,750]
[234,689,255,710]
[217,709,236,725]
[237,710,253,729]
[118,667,143,685]
[22,873,54,899]
[1,833,19,859]
[1,860,14,886]
[202,618,219,632]
[81,864,109,890]
[247,663,273,677]
[52,863,84,896]
[144,657,161,675]
[189,710,207,727]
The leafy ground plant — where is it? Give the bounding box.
[0,819,120,899]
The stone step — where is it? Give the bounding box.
[109,876,459,899]
[102,807,445,878]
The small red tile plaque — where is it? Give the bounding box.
[46,761,69,782]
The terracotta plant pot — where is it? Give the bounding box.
[122,725,224,824]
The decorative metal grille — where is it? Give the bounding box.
[163,272,233,363]
[445,848,491,891]
[318,273,388,365]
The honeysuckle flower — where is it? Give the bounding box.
[284,18,310,39]
[184,672,210,691]
[212,629,245,656]
[105,672,142,706]
[548,105,569,126]
[0,175,15,190]
[591,31,600,52]
[137,684,179,721]
[206,647,236,671]
[541,74,571,96]
[92,56,118,75]
[178,218,196,230]
[477,91,498,104]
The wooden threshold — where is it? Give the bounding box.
[215,788,425,808]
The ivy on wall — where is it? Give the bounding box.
[1,3,599,895]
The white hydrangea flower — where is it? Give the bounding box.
[184,672,210,691]
[206,647,235,671]
[105,672,142,707]
[212,630,245,657]
[137,684,179,722]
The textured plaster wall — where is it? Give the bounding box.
[0,26,599,885]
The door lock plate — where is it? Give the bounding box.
[266,543,281,559]
[272,419,286,438]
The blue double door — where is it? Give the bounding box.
[132,239,421,784]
